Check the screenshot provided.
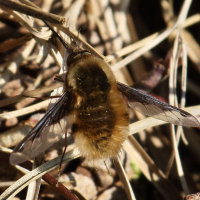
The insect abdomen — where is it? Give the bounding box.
[73,91,129,163]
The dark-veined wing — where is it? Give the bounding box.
[10,91,76,165]
[117,82,200,127]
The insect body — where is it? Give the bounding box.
[64,51,129,162]
[10,28,200,165]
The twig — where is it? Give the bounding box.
[0,0,65,24]
[0,148,81,200]
[42,173,80,200]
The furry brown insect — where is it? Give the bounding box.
[10,24,200,165]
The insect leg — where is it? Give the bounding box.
[22,94,61,100]
[104,160,111,176]
[56,132,68,187]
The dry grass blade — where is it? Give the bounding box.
[0,148,81,200]
[25,177,41,200]
[124,138,182,200]
[167,31,189,190]
[111,24,178,72]
[181,29,200,69]
[107,12,199,64]
[36,43,50,65]
[0,7,52,39]
[0,146,13,154]
[0,182,16,187]
[63,0,85,28]
[112,0,198,72]
[112,156,136,200]
[106,32,159,62]
[0,100,49,120]
[182,13,200,28]
[167,0,193,195]
[0,124,33,147]
[179,42,189,145]
[19,0,106,61]
[25,154,44,200]
[0,33,33,53]
[0,0,65,24]
[0,82,63,108]
[0,39,36,92]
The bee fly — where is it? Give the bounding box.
[10,23,200,166]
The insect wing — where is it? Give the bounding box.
[117,82,200,127]
[10,92,76,165]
